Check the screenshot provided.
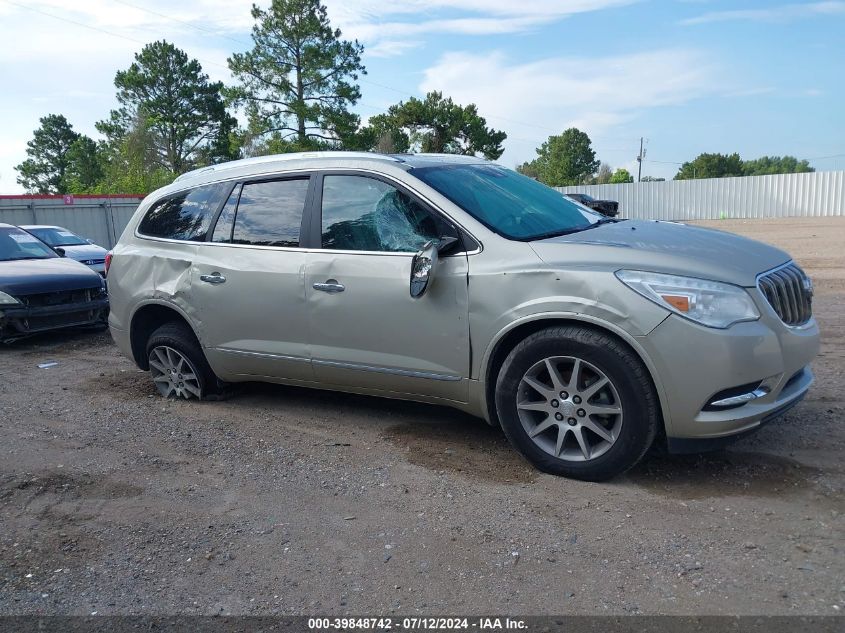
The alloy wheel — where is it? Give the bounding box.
[516,355,623,461]
[148,345,202,399]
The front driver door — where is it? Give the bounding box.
[304,173,470,402]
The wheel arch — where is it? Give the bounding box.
[480,314,669,431]
[129,300,198,370]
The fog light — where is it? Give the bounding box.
[704,382,770,411]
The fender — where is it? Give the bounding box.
[476,311,671,429]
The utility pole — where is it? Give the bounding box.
[636,137,645,182]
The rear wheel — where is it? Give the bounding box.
[495,326,659,481]
[145,322,219,400]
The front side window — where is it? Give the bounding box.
[321,175,448,252]
[415,164,600,241]
[231,179,309,247]
[138,182,230,241]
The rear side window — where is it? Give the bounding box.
[231,179,309,247]
[138,182,229,241]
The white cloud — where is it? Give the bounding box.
[366,40,425,58]
[0,0,247,192]
[325,0,640,57]
[681,1,845,25]
[419,49,719,166]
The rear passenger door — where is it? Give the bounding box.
[191,175,316,382]
[304,172,470,402]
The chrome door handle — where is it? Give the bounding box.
[313,280,345,293]
[200,273,226,285]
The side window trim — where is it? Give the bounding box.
[312,169,469,255]
[205,181,240,243]
[301,173,322,250]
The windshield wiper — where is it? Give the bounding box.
[578,217,624,231]
[528,227,589,241]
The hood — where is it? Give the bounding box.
[60,243,108,262]
[0,257,105,296]
[530,220,790,287]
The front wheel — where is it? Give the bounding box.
[495,326,660,481]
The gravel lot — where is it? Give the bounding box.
[1,217,843,616]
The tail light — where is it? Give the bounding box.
[104,252,113,277]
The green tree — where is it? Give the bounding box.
[524,128,600,186]
[228,0,365,149]
[675,152,744,180]
[361,91,506,159]
[742,155,814,176]
[610,168,633,184]
[95,115,176,194]
[516,161,539,179]
[64,136,105,193]
[15,114,80,193]
[98,40,236,175]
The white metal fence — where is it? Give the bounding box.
[558,170,845,221]
[0,195,144,248]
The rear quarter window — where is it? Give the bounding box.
[138,182,230,241]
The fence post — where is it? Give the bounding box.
[102,201,117,249]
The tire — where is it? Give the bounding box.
[145,321,220,400]
[494,326,660,481]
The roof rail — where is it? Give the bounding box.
[174,151,402,182]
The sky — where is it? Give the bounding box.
[0,0,844,192]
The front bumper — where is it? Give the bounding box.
[639,310,819,443]
[0,298,109,341]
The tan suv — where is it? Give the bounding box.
[107,152,819,480]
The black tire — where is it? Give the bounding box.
[495,326,660,481]
[145,321,220,400]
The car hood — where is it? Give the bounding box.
[530,220,791,287]
[0,258,105,296]
[61,244,108,261]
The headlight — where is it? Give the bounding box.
[615,270,759,329]
[0,291,20,306]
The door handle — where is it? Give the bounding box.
[313,280,345,293]
[200,273,226,285]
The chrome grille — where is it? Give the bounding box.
[757,263,812,326]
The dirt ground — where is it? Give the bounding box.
[0,217,843,616]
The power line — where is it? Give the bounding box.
[3,0,232,72]
[110,0,252,48]
[105,2,638,141]
[806,153,845,161]
[5,0,663,154]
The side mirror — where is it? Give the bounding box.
[54,247,66,257]
[410,240,440,298]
